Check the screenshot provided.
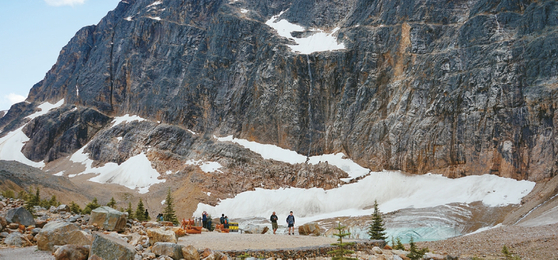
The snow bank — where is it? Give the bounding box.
[265,12,345,54]
[70,148,165,194]
[112,114,147,126]
[216,135,368,179]
[185,159,223,173]
[194,171,535,225]
[0,100,65,168]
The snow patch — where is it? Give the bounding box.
[185,159,223,173]
[125,16,133,21]
[112,114,147,126]
[147,1,162,8]
[194,171,535,226]
[70,148,165,194]
[265,12,345,54]
[148,16,162,21]
[53,171,65,176]
[161,199,166,205]
[241,9,248,14]
[215,135,368,179]
[0,100,65,168]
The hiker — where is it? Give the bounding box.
[286,211,295,235]
[156,213,163,221]
[224,215,229,229]
[202,211,208,229]
[220,214,225,224]
[145,209,149,221]
[270,211,278,234]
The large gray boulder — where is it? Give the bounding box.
[152,242,183,260]
[5,232,25,247]
[36,221,92,251]
[89,232,136,260]
[89,206,127,232]
[6,207,35,226]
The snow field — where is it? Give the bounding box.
[0,99,65,168]
[265,11,345,54]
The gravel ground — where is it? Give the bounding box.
[0,246,54,260]
[417,223,558,260]
[178,232,343,251]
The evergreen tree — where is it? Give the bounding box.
[327,222,357,260]
[126,202,134,219]
[394,237,405,250]
[49,195,60,207]
[163,188,178,225]
[70,201,82,214]
[107,197,117,208]
[1,189,15,198]
[406,236,428,260]
[25,187,40,212]
[135,199,146,221]
[83,197,101,214]
[368,200,387,241]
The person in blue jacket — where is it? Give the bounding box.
[286,211,295,235]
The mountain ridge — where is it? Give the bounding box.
[2,0,558,184]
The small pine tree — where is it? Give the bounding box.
[107,197,117,208]
[135,199,146,221]
[406,236,428,260]
[70,201,82,214]
[163,188,178,225]
[18,190,28,200]
[25,187,40,212]
[1,189,15,198]
[394,237,405,250]
[126,202,134,219]
[368,200,387,241]
[83,197,101,214]
[49,195,60,207]
[327,223,357,260]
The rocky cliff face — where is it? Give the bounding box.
[3,0,558,183]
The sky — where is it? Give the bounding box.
[0,0,120,111]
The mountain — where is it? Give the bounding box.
[0,0,557,238]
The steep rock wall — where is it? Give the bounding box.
[4,0,558,181]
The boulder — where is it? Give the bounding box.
[298,222,320,236]
[152,242,183,259]
[147,228,178,244]
[6,207,35,226]
[5,232,25,247]
[0,215,7,230]
[89,232,136,260]
[57,204,70,213]
[89,206,127,232]
[53,244,89,260]
[36,221,92,251]
[182,245,200,260]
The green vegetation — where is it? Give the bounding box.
[1,189,15,198]
[70,201,82,214]
[328,223,357,260]
[368,200,387,241]
[82,197,101,214]
[107,197,117,208]
[502,245,521,260]
[393,237,405,250]
[126,202,134,218]
[406,236,428,260]
[163,188,178,225]
[135,198,147,221]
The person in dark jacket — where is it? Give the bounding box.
[270,212,278,234]
[286,211,295,235]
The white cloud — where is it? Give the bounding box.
[6,93,25,105]
[44,0,86,7]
